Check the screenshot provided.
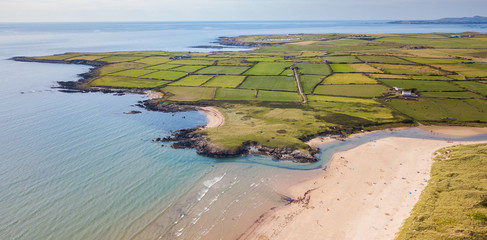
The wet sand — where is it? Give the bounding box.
[418,126,487,137]
[239,136,487,240]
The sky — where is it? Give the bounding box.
[0,0,486,22]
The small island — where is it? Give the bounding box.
[13,32,487,162]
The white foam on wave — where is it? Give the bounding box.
[175,227,184,237]
[197,173,226,201]
[203,173,226,188]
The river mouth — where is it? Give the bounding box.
[131,127,487,240]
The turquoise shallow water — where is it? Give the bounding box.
[1,21,487,240]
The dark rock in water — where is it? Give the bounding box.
[143,101,198,113]
[124,110,142,114]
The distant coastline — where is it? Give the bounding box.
[390,15,487,24]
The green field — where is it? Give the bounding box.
[357,55,414,64]
[454,81,487,96]
[90,76,169,88]
[330,64,356,73]
[432,63,487,78]
[239,76,297,91]
[169,59,215,65]
[388,98,487,122]
[170,75,213,86]
[146,64,180,70]
[202,75,246,88]
[300,75,324,94]
[98,56,143,63]
[142,70,187,80]
[214,88,256,100]
[171,65,206,72]
[420,91,481,98]
[163,86,216,101]
[349,64,382,73]
[313,84,387,97]
[243,62,291,75]
[378,79,462,91]
[135,56,171,65]
[373,64,448,76]
[396,144,487,240]
[110,69,155,77]
[323,73,377,84]
[257,90,301,102]
[402,57,474,64]
[295,63,331,75]
[196,66,250,75]
[323,56,361,63]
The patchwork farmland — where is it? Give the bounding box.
[26,32,487,150]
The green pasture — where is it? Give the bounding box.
[171,65,206,73]
[313,84,387,97]
[146,64,180,70]
[300,75,324,94]
[373,64,448,75]
[110,69,155,77]
[323,56,361,63]
[203,75,246,88]
[257,90,301,102]
[433,63,487,78]
[135,56,171,65]
[142,70,187,81]
[170,75,213,86]
[420,91,481,99]
[454,81,487,96]
[349,63,382,73]
[163,86,216,101]
[197,66,250,75]
[214,88,256,101]
[295,63,331,75]
[243,62,292,75]
[378,79,462,91]
[357,55,414,64]
[216,58,254,66]
[98,56,143,63]
[238,76,297,92]
[388,98,487,122]
[90,76,169,88]
[330,64,356,73]
[402,57,474,64]
[170,59,215,65]
[323,73,377,84]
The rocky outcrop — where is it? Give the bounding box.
[153,128,320,163]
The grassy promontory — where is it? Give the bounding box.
[13,32,487,161]
[396,143,487,240]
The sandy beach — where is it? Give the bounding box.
[198,106,225,129]
[239,135,487,240]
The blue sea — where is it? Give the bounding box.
[1,21,486,240]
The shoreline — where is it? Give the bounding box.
[239,133,487,240]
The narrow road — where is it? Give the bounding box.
[292,67,307,103]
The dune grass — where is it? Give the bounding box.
[396,143,487,240]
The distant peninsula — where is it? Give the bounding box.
[390,15,487,24]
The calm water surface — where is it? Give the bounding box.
[1,21,486,240]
